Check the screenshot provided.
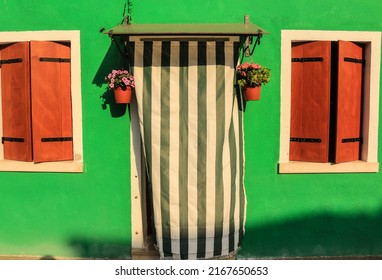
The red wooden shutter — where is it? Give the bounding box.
[290,41,331,162]
[30,41,73,162]
[290,43,304,161]
[0,42,33,161]
[335,41,363,163]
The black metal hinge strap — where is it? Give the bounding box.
[290,137,322,143]
[0,58,23,65]
[41,137,73,142]
[342,137,363,143]
[39,57,71,63]
[292,57,324,63]
[344,57,365,64]
[1,137,25,144]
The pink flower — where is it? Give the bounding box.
[122,77,129,85]
[242,62,250,69]
[252,63,261,69]
[106,69,135,89]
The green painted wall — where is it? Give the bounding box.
[0,0,381,259]
[0,0,132,259]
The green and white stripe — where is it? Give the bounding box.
[131,39,245,259]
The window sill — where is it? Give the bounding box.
[279,160,379,174]
[0,159,83,173]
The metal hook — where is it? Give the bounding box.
[244,30,262,57]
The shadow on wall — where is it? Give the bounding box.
[92,41,130,118]
[69,238,131,260]
[239,207,382,258]
[66,209,382,259]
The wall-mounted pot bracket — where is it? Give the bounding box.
[243,15,263,57]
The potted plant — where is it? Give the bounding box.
[236,62,271,101]
[105,69,135,104]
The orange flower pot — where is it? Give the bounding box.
[244,86,261,101]
[114,87,133,104]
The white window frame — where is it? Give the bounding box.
[0,31,83,172]
[279,30,381,174]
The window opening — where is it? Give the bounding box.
[279,30,380,174]
[0,30,83,173]
[0,41,73,163]
[290,40,365,164]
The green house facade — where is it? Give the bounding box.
[0,0,381,259]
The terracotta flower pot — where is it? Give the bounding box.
[114,87,133,104]
[244,86,261,101]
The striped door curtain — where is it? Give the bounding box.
[129,38,246,259]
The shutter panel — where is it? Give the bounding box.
[289,43,304,161]
[30,41,73,162]
[290,41,331,162]
[335,41,363,163]
[0,42,33,161]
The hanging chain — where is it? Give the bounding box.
[125,0,132,23]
